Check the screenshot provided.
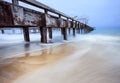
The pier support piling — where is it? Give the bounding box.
[63,28,67,40]
[23,27,30,42]
[40,27,47,43]
[68,28,71,34]
[1,30,5,34]
[61,28,63,35]
[77,28,80,34]
[73,28,76,36]
[48,27,52,39]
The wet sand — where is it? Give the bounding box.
[0,43,75,83]
[0,40,120,83]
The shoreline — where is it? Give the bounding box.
[0,42,77,83]
[14,41,120,83]
[0,35,120,83]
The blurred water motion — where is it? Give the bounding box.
[0,29,120,83]
[0,43,75,83]
[13,41,120,83]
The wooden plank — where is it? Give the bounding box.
[11,4,42,26]
[72,21,76,28]
[42,14,69,28]
[42,14,58,27]
[12,0,19,5]
[0,4,5,25]
[58,18,67,28]
[0,2,13,26]
[67,20,72,28]
[11,5,24,25]
[19,0,72,19]
[23,9,42,26]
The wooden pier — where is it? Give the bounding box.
[0,0,94,43]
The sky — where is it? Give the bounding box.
[4,0,120,29]
[36,0,120,29]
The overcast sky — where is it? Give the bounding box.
[36,0,120,28]
[4,0,120,29]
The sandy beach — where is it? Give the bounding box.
[0,35,120,83]
[0,0,120,83]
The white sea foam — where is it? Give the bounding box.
[0,30,120,58]
[73,34,120,44]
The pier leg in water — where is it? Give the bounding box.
[81,28,84,34]
[61,28,63,35]
[77,28,80,34]
[23,27,30,42]
[73,28,76,36]
[63,28,67,40]
[40,27,47,43]
[48,27,52,39]
[1,29,5,34]
[68,28,71,34]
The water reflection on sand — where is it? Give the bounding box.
[0,37,120,83]
[0,43,75,83]
[13,41,120,83]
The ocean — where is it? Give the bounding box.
[0,27,120,83]
[90,28,120,36]
[0,27,120,58]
